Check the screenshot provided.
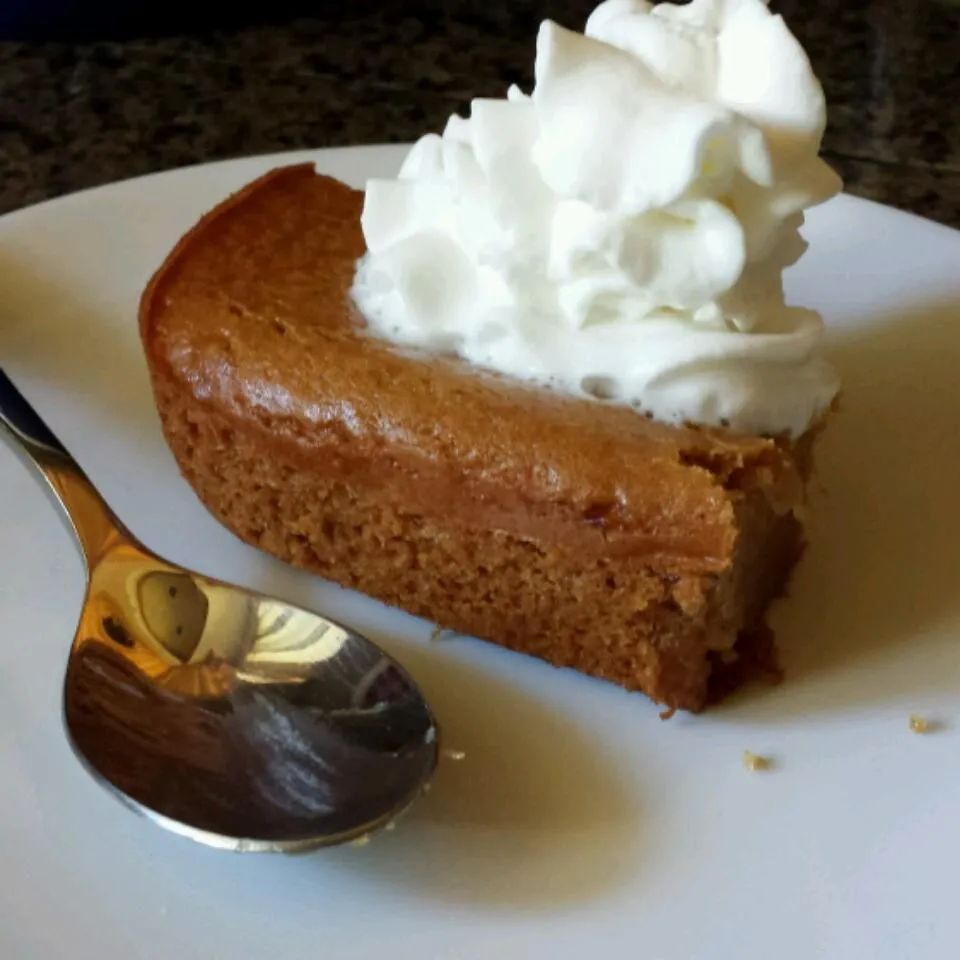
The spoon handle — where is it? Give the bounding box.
[0,369,71,456]
[0,369,126,568]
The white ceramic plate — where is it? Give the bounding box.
[2,146,960,960]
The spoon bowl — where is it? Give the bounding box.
[1,370,438,851]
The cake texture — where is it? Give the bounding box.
[140,164,815,713]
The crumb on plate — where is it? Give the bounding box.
[909,713,936,733]
[743,750,771,772]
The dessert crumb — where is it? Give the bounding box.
[351,834,371,848]
[429,625,449,642]
[909,713,938,734]
[443,748,467,761]
[743,750,772,772]
[384,820,397,832]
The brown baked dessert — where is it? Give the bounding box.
[140,164,814,714]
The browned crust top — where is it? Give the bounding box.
[140,164,802,569]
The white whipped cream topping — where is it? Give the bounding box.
[352,0,841,436]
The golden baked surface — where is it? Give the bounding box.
[141,164,808,712]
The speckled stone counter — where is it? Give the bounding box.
[1,0,958,224]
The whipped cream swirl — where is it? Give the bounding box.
[352,0,841,436]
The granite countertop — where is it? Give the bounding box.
[1,0,958,225]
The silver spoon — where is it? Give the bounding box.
[0,369,438,852]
